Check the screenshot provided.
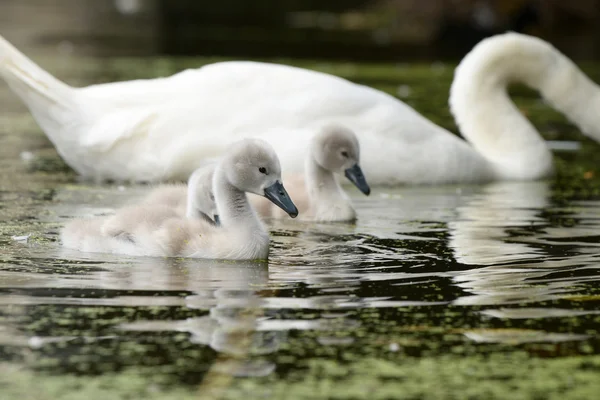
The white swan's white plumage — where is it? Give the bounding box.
[60,139,298,260]
[2,33,600,185]
[251,124,370,222]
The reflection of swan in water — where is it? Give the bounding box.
[447,182,600,307]
[449,181,549,266]
[451,255,597,306]
[454,250,599,346]
[448,182,551,306]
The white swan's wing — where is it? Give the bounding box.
[82,61,393,119]
[81,69,206,106]
[80,108,159,151]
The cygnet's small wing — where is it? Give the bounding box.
[101,205,180,240]
[148,217,219,257]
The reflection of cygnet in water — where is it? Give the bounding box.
[185,283,285,360]
[183,314,284,358]
[118,259,281,376]
[448,181,549,266]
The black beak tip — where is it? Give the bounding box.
[264,181,299,219]
[345,165,371,197]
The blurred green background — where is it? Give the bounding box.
[2,0,600,60]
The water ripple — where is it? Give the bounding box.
[1,176,599,381]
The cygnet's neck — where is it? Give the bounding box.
[450,33,600,181]
[305,153,355,220]
[213,166,264,231]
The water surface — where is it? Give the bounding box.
[0,56,599,399]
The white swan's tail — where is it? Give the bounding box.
[0,34,77,128]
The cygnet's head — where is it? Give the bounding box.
[222,139,299,218]
[187,165,220,225]
[311,125,371,195]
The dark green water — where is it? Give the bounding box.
[0,56,599,400]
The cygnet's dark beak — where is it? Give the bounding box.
[344,164,371,195]
[213,214,221,226]
[264,181,298,218]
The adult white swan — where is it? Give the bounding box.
[1,32,598,185]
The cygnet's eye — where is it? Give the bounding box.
[259,167,268,174]
[341,151,349,158]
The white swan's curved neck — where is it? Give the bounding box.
[450,33,600,181]
[213,166,261,230]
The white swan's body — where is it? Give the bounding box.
[2,33,599,185]
[60,139,298,260]
[251,125,370,222]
